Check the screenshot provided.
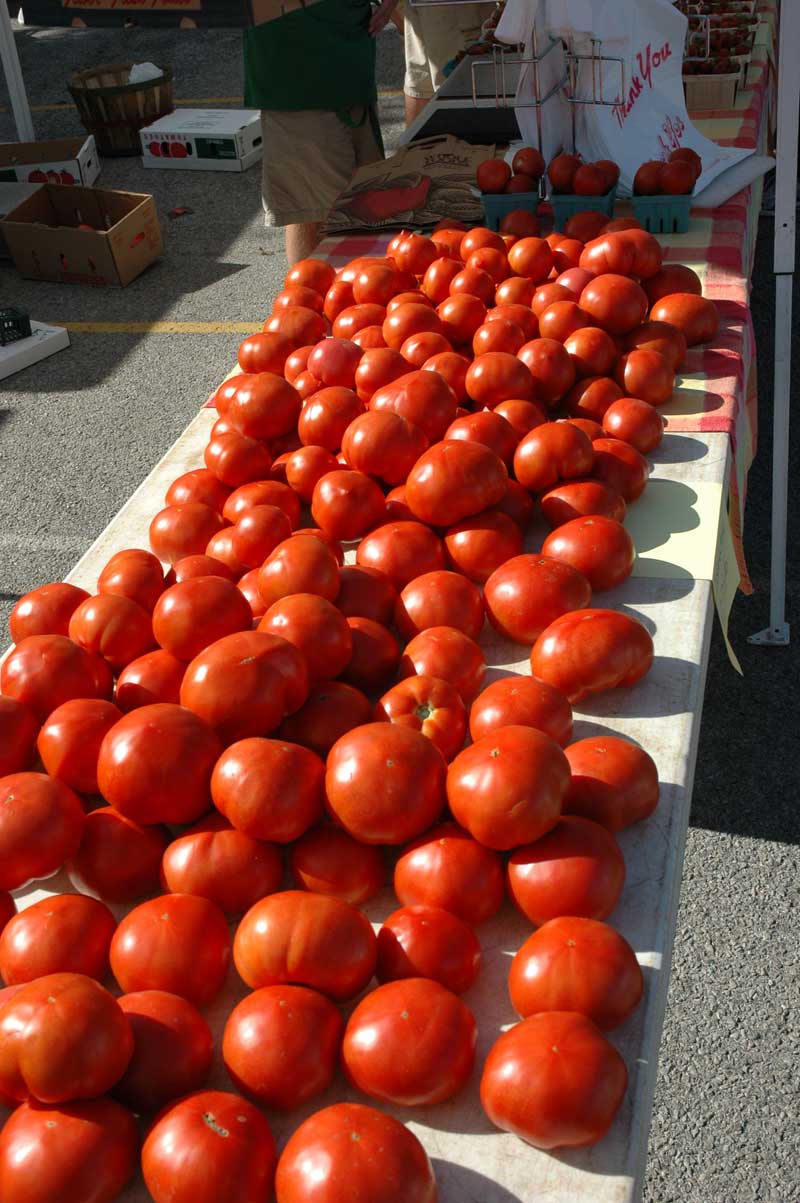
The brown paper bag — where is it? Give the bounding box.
[325,135,495,233]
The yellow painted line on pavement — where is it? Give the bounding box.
[61,321,257,334]
[1,89,402,114]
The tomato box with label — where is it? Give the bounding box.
[0,136,100,187]
[140,110,263,172]
[1,185,163,287]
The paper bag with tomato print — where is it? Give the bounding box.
[551,0,753,197]
[325,136,493,233]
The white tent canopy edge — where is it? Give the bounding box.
[0,4,34,141]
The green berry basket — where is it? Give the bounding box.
[550,187,617,232]
[631,193,693,234]
[481,191,542,232]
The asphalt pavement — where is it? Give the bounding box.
[0,18,798,1203]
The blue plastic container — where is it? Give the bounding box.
[631,193,693,235]
[549,187,617,232]
[481,191,541,232]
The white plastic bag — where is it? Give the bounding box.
[128,62,164,85]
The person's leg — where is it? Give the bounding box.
[404,93,429,127]
[285,222,324,266]
[403,6,435,127]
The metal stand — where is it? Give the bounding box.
[0,3,34,141]
[749,0,797,648]
[469,35,565,154]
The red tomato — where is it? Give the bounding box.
[97,548,164,614]
[649,292,719,345]
[202,527,247,578]
[230,504,291,567]
[1,634,112,724]
[614,347,675,405]
[531,282,572,317]
[284,445,340,502]
[0,1097,137,1203]
[275,1103,437,1203]
[324,278,355,322]
[357,520,445,589]
[469,676,572,746]
[341,617,400,691]
[151,576,251,662]
[531,608,653,702]
[564,734,659,830]
[8,583,88,643]
[625,319,687,371]
[0,973,133,1103]
[204,432,273,488]
[541,478,626,526]
[111,894,230,1007]
[507,814,625,924]
[164,553,233,584]
[370,369,458,442]
[643,264,702,306]
[394,570,483,640]
[298,385,365,451]
[211,736,323,842]
[394,233,437,276]
[476,158,512,192]
[489,302,542,342]
[384,485,414,521]
[541,515,634,591]
[0,698,38,777]
[335,564,397,625]
[353,347,410,403]
[142,1090,276,1203]
[376,904,480,995]
[431,226,466,260]
[563,325,618,378]
[290,825,384,903]
[517,338,576,405]
[483,554,592,644]
[293,368,322,398]
[161,812,282,915]
[352,262,402,306]
[499,210,540,240]
[564,375,624,421]
[386,289,430,313]
[227,373,301,440]
[35,698,120,794]
[399,626,486,704]
[400,330,451,367]
[257,534,340,607]
[115,648,185,712]
[580,274,648,334]
[114,990,212,1114]
[466,352,535,407]
[537,300,592,343]
[234,889,376,999]
[564,417,605,440]
[394,820,504,924]
[97,703,221,825]
[149,502,225,566]
[511,146,545,177]
[507,236,554,282]
[563,210,608,241]
[447,724,568,850]
[223,984,342,1110]
[466,245,509,285]
[325,721,445,844]
[513,421,595,492]
[480,1010,628,1147]
[67,806,168,903]
[436,293,488,345]
[222,478,301,528]
[591,437,649,500]
[310,469,386,540]
[382,303,444,351]
[449,266,495,305]
[287,257,336,295]
[343,978,476,1107]
[602,396,664,452]
[452,407,527,456]
[165,468,232,513]
[374,674,467,762]
[472,317,525,357]
[238,567,267,620]
[0,772,85,891]
[509,916,642,1029]
[660,159,695,194]
[265,305,327,348]
[284,344,313,382]
[0,894,115,986]
[497,478,537,530]
[260,594,352,682]
[459,228,506,259]
[66,594,153,673]
[495,274,536,305]
[444,509,524,583]
[341,411,427,487]
[279,680,372,758]
[405,440,507,527]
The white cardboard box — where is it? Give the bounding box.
[0,321,70,381]
[0,135,100,187]
[140,109,263,172]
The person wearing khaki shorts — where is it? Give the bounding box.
[403,1,495,126]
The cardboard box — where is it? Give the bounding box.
[0,183,42,258]
[140,109,262,171]
[0,136,100,187]
[0,322,70,381]
[1,184,163,287]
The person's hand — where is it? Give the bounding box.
[369,0,401,36]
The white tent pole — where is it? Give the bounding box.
[0,4,34,142]
[749,0,797,648]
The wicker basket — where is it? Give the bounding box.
[68,63,174,157]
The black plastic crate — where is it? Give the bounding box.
[0,307,32,346]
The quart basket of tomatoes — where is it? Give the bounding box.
[631,149,702,234]
[476,147,545,230]
[546,154,619,232]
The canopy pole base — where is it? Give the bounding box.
[748,624,790,646]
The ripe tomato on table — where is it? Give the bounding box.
[375,674,467,762]
[9,581,89,642]
[564,734,660,830]
[311,469,386,541]
[469,676,573,747]
[97,547,165,614]
[376,905,481,994]
[444,508,524,583]
[290,825,385,904]
[483,554,592,645]
[161,812,283,916]
[342,978,477,1105]
[405,439,508,527]
[507,814,625,924]
[394,570,484,641]
[279,680,372,758]
[114,989,213,1113]
[211,735,323,843]
[394,820,505,925]
[36,698,121,795]
[1,634,112,723]
[356,520,445,589]
[66,807,168,903]
[399,625,486,704]
[541,514,635,592]
[260,593,353,682]
[0,772,85,892]
[341,410,428,486]
[0,894,116,986]
[370,368,458,442]
[0,697,39,776]
[513,421,594,492]
[142,1090,277,1203]
[531,608,654,702]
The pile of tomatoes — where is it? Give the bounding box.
[0,215,720,1203]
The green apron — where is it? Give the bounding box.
[244,0,378,113]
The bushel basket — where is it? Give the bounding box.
[68,63,174,157]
